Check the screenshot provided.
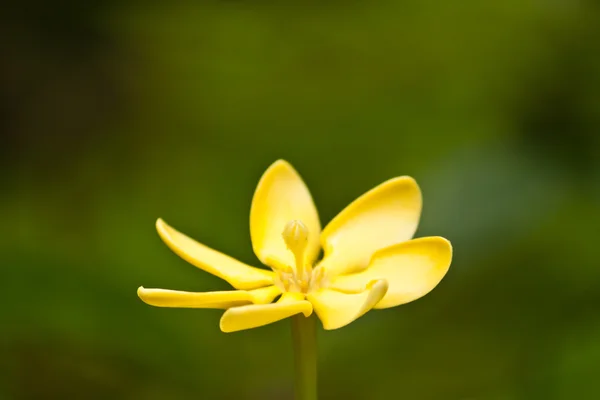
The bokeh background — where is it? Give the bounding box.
[2,1,600,399]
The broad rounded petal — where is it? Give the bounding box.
[330,237,452,309]
[320,177,422,276]
[250,160,321,269]
[138,286,272,309]
[220,292,313,333]
[156,219,274,290]
[307,279,388,330]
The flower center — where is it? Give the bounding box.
[277,219,326,293]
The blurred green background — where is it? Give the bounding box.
[2,1,600,399]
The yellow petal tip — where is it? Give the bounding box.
[263,159,295,176]
[219,316,236,333]
[411,236,453,264]
[391,175,417,184]
[156,217,168,233]
[300,305,313,318]
[438,236,453,250]
[367,278,389,293]
[272,159,292,167]
[137,287,162,306]
[137,286,151,304]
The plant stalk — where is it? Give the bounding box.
[291,314,317,400]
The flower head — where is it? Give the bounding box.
[138,160,452,332]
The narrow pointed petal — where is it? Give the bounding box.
[250,160,321,269]
[307,280,388,330]
[156,218,274,290]
[330,237,452,309]
[319,177,422,276]
[220,292,313,333]
[247,285,283,304]
[137,286,279,309]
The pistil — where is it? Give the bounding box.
[282,219,310,277]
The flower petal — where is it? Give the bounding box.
[307,279,388,330]
[137,285,281,309]
[156,218,274,290]
[330,237,452,309]
[247,285,284,304]
[320,177,422,276]
[250,160,321,270]
[220,292,313,333]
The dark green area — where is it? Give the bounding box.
[2,1,600,399]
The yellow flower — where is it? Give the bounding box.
[138,160,452,332]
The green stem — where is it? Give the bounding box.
[291,314,318,400]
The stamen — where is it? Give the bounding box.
[309,266,326,291]
[280,275,291,291]
[282,220,310,276]
[315,266,326,282]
